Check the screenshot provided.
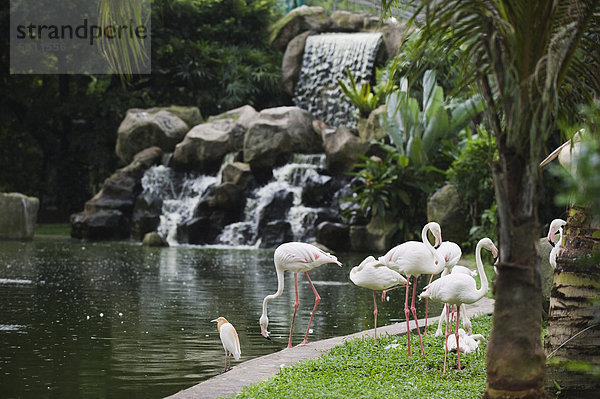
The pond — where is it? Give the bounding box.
[0,239,441,399]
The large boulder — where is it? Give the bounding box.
[243,106,322,171]
[270,6,330,51]
[282,31,312,97]
[330,10,369,31]
[321,124,369,173]
[380,20,410,57]
[316,221,350,252]
[71,147,162,240]
[131,192,163,241]
[172,105,258,171]
[221,162,255,192]
[0,193,39,240]
[259,220,294,248]
[116,108,189,163]
[427,184,470,244]
[358,104,387,142]
[145,105,203,128]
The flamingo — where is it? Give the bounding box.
[378,221,445,356]
[540,130,583,173]
[259,242,342,348]
[423,241,462,334]
[211,317,241,371]
[434,265,477,337]
[350,256,408,344]
[420,237,498,373]
[548,218,567,269]
[446,328,485,354]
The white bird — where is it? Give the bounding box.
[446,328,485,354]
[420,237,498,373]
[540,130,583,174]
[259,242,342,348]
[548,218,567,269]
[378,222,445,356]
[350,256,408,344]
[211,316,241,371]
[434,265,477,337]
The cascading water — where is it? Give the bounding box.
[217,154,330,247]
[293,32,383,128]
[140,154,235,245]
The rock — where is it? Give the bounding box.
[330,10,369,31]
[258,189,294,231]
[259,220,294,248]
[359,105,387,142]
[116,109,189,163]
[71,147,162,240]
[270,6,330,51]
[322,125,369,173]
[207,182,244,213]
[427,184,470,244]
[173,105,259,171]
[131,192,163,241]
[221,162,255,191]
[537,237,555,315]
[348,216,397,252]
[142,232,168,247]
[381,20,410,57]
[244,106,322,171]
[302,173,334,207]
[70,209,128,240]
[0,193,39,240]
[146,105,203,128]
[282,31,313,97]
[316,221,350,251]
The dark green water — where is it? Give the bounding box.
[0,240,439,399]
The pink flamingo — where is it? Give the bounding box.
[259,242,342,348]
[420,237,498,373]
[378,222,445,356]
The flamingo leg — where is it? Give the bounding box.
[288,272,300,348]
[456,305,462,371]
[410,276,425,356]
[424,274,434,336]
[381,283,406,302]
[443,304,450,374]
[373,290,378,344]
[299,272,320,346]
[404,279,412,356]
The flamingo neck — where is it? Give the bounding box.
[475,241,489,296]
[422,224,444,269]
[557,227,564,250]
[261,264,285,319]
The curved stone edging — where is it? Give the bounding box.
[165,297,495,399]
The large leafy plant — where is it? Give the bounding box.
[381,70,485,166]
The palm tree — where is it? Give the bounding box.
[383,1,600,397]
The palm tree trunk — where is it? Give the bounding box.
[545,207,600,397]
[484,150,546,398]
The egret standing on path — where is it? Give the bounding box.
[259,242,342,348]
[350,256,408,344]
[548,218,567,269]
[378,222,445,356]
[420,237,498,373]
[211,317,241,371]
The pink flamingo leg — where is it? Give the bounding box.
[443,304,450,374]
[410,276,425,356]
[456,305,462,371]
[373,290,378,344]
[288,273,300,348]
[299,272,320,346]
[424,274,434,336]
[404,279,412,356]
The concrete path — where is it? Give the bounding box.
[165,297,494,399]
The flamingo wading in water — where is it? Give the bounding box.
[259,242,342,348]
[350,256,408,344]
[378,222,445,356]
[420,237,498,373]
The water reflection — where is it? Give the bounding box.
[0,240,440,398]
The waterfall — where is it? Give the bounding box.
[217,154,328,247]
[293,32,383,128]
[140,154,235,245]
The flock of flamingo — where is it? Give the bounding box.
[211,135,575,373]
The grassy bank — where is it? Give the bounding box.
[233,315,492,398]
[34,223,71,238]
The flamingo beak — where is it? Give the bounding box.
[548,238,556,248]
[540,139,572,167]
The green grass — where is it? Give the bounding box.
[233,315,492,399]
[34,223,71,237]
